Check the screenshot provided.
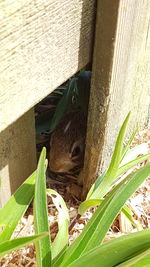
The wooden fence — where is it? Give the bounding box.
[0,0,149,205]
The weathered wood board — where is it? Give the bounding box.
[82,0,150,194]
[1,0,149,202]
[0,0,95,204]
[0,109,36,207]
[0,0,95,132]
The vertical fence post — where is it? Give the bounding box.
[82,0,150,198]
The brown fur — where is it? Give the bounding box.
[49,111,86,173]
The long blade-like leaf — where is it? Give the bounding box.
[47,189,69,260]
[35,110,54,135]
[49,79,76,133]
[87,152,150,204]
[120,142,148,166]
[78,199,102,215]
[90,112,131,199]
[80,196,142,229]
[34,148,51,267]
[80,164,150,253]
[106,112,131,176]
[67,230,150,267]
[86,172,106,200]
[79,199,142,230]
[121,205,142,230]
[54,163,150,266]
[0,233,48,259]
[0,171,36,242]
[120,128,137,163]
[116,248,150,266]
[117,153,150,177]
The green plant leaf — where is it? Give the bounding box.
[86,172,106,200]
[54,163,150,266]
[34,148,51,267]
[47,189,70,260]
[116,153,150,178]
[87,152,150,204]
[49,79,76,133]
[0,171,36,242]
[0,233,48,259]
[85,184,95,200]
[122,205,142,230]
[88,153,150,208]
[120,142,148,166]
[67,230,150,267]
[79,199,141,229]
[35,110,55,135]
[81,164,150,254]
[116,248,150,266]
[106,112,131,175]
[78,199,102,215]
[128,253,150,267]
[120,128,137,163]
[90,112,131,200]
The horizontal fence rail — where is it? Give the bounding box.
[0,0,95,132]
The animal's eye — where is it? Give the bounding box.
[71,146,81,158]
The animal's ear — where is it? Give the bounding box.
[71,139,84,158]
[71,145,81,158]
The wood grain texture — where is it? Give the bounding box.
[0,109,36,207]
[0,0,95,132]
[82,0,150,194]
